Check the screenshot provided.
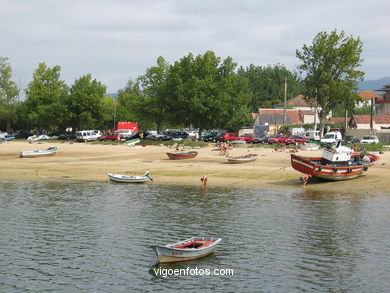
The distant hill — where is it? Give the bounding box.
[358,77,390,92]
[107,93,118,99]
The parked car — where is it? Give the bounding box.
[304,130,321,141]
[344,135,360,144]
[202,131,220,142]
[320,131,342,144]
[236,133,259,143]
[215,133,238,142]
[48,132,60,140]
[163,131,189,140]
[285,135,308,145]
[145,131,172,141]
[123,131,146,140]
[268,135,289,144]
[99,132,121,141]
[252,135,270,144]
[76,130,101,142]
[11,130,33,139]
[360,135,379,144]
[58,133,77,140]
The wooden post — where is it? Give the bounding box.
[283,78,287,125]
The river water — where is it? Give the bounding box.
[0,181,389,292]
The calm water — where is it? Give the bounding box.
[0,181,389,292]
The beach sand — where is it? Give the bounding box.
[1,141,389,194]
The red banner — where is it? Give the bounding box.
[117,122,138,132]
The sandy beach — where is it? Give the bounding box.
[1,141,389,194]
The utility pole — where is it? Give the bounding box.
[370,98,374,134]
[283,78,287,125]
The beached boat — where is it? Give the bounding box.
[123,138,141,146]
[301,143,320,151]
[291,142,379,182]
[107,171,153,183]
[226,154,257,163]
[19,146,59,158]
[151,237,222,263]
[166,151,198,160]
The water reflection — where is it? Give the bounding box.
[0,181,389,292]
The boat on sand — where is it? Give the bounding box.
[226,154,257,163]
[166,151,198,160]
[107,171,153,183]
[151,237,222,263]
[291,141,379,182]
[19,146,59,158]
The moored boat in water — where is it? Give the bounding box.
[226,154,257,163]
[151,237,221,263]
[166,151,198,160]
[291,141,379,182]
[107,170,153,183]
[19,146,59,158]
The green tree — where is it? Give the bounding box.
[296,30,364,136]
[139,56,170,132]
[165,51,250,134]
[25,63,68,131]
[238,64,303,111]
[0,57,19,132]
[67,74,107,130]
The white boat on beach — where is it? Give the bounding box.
[107,170,153,183]
[19,146,59,158]
[226,154,257,163]
[301,143,320,151]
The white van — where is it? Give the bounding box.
[76,130,101,142]
[320,131,342,144]
[305,130,320,141]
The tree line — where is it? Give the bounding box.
[0,30,364,137]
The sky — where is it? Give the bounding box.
[1,0,390,93]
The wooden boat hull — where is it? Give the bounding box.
[152,237,221,263]
[19,147,59,158]
[107,173,152,183]
[226,155,257,163]
[166,151,198,160]
[290,154,379,181]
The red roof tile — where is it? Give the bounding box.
[352,114,390,124]
[328,117,346,123]
[286,95,317,107]
[358,90,382,100]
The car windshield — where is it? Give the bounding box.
[363,136,373,139]
[323,134,335,139]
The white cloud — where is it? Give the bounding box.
[1,0,389,92]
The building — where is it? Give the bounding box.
[348,114,390,130]
[252,108,316,135]
[357,90,382,108]
[375,83,390,115]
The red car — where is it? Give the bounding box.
[215,133,238,142]
[285,135,308,145]
[268,135,289,144]
[236,133,259,143]
[99,132,121,141]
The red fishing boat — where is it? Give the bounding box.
[291,142,379,182]
[166,151,198,160]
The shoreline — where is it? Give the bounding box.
[1,141,389,194]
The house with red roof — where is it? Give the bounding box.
[357,90,382,107]
[375,83,390,115]
[349,114,390,130]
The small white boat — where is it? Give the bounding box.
[226,154,257,163]
[151,237,222,263]
[107,170,153,183]
[19,146,59,158]
[301,143,320,151]
[123,138,141,146]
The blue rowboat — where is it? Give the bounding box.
[151,237,222,263]
[107,170,153,183]
[19,146,59,158]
